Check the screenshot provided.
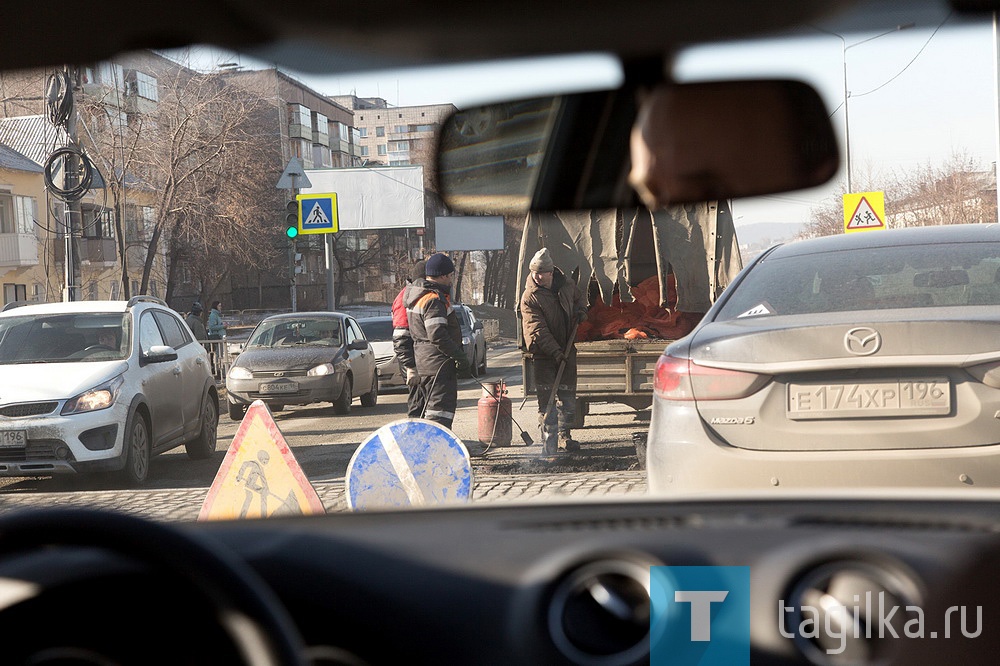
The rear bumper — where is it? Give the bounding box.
[647,399,1000,493]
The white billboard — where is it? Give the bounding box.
[302,166,424,230]
[434,216,505,251]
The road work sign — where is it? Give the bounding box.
[199,401,325,520]
[296,193,338,235]
[346,418,473,510]
[843,191,886,233]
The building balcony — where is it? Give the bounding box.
[54,238,117,267]
[312,131,330,147]
[288,123,312,141]
[0,233,39,267]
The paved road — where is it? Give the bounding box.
[0,342,651,521]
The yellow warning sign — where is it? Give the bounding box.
[843,191,886,233]
[199,401,325,521]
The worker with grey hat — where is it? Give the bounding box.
[392,258,427,418]
[520,247,588,455]
[185,301,208,342]
[402,252,469,429]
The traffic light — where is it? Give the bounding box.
[294,252,304,274]
[284,201,299,239]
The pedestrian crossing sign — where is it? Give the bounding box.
[843,191,886,233]
[296,193,339,235]
[199,400,325,520]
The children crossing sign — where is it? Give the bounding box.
[843,191,886,233]
[295,193,339,235]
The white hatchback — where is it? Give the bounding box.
[0,296,219,485]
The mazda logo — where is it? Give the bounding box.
[844,327,881,356]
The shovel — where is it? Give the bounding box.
[540,322,579,453]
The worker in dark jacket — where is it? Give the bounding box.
[392,259,426,417]
[520,248,588,455]
[402,253,469,429]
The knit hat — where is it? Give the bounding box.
[410,260,426,281]
[191,301,203,314]
[529,248,554,273]
[425,253,455,277]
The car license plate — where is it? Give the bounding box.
[259,381,298,394]
[0,430,27,448]
[787,378,950,420]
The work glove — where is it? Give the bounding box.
[553,351,567,365]
[405,367,419,387]
[455,356,472,375]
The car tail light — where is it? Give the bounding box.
[653,354,769,400]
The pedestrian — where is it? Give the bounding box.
[207,300,227,340]
[402,252,469,429]
[392,259,426,418]
[185,302,208,341]
[520,247,588,455]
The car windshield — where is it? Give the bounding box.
[0,313,128,363]
[245,318,343,348]
[358,319,393,342]
[0,1,995,515]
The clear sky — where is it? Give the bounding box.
[166,14,999,231]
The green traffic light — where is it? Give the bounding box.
[286,225,299,239]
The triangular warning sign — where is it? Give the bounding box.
[305,202,331,227]
[199,401,325,521]
[846,196,885,231]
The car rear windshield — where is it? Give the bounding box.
[0,313,129,363]
[714,241,1000,321]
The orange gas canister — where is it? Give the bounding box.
[478,380,512,447]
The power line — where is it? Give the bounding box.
[853,12,952,99]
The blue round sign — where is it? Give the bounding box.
[346,418,473,510]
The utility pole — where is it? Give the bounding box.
[63,66,81,301]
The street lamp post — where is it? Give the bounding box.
[818,23,915,194]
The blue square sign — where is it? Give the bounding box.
[296,193,338,234]
[650,566,750,665]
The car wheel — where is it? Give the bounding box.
[270,404,285,412]
[185,393,218,460]
[479,346,488,374]
[360,372,378,407]
[333,376,352,415]
[121,410,150,486]
[470,353,480,378]
[228,401,246,421]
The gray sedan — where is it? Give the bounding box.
[225,312,378,420]
[647,223,1000,494]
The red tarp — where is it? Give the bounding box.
[577,275,700,342]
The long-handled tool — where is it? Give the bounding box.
[540,322,579,454]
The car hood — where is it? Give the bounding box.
[0,361,128,403]
[235,347,346,372]
[369,340,394,357]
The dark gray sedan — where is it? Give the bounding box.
[648,223,1000,494]
[225,312,377,420]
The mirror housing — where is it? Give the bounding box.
[437,79,838,212]
[348,340,369,351]
[141,345,178,365]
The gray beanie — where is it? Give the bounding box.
[529,248,554,272]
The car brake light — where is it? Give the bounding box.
[653,354,768,401]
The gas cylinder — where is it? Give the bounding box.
[478,379,512,447]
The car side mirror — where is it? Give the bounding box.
[473,321,483,331]
[142,345,178,365]
[348,340,369,351]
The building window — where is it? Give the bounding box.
[88,282,98,301]
[82,206,114,239]
[125,205,154,241]
[360,146,369,157]
[134,71,158,101]
[389,141,409,151]
[358,127,368,138]
[377,144,387,156]
[389,160,409,166]
[3,283,26,305]
[375,126,385,137]
[110,282,120,300]
[290,104,311,128]
[394,125,406,134]
[0,194,35,234]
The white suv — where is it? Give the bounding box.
[0,296,219,485]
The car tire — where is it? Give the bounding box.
[470,353,480,378]
[185,393,218,460]
[333,376,352,415]
[228,401,246,421]
[360,372,378,407]
[121,410,151,487]
[270,404,285,412]
[479,346,487,374]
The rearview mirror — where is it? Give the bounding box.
[914,269,970,288]
[437,79,838,212]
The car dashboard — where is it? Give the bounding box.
[1,496,999,665]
